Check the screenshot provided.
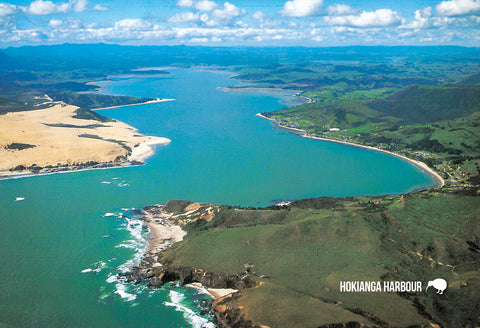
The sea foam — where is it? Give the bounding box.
[165,291,215,328]
[115,283,137,302]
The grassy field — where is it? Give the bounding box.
[162,194,480,327]
[262,83,480,190]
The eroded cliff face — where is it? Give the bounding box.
[117,201,262,328]
[118,196,480,328]
[127,257,261,328]
[211,295,263,328]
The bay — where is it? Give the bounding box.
[0,68,435,328]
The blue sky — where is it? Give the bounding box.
[0,0,479,46]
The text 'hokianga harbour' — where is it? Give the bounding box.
[340,281,423,293]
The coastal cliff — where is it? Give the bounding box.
[121,201,261,328]
[126,195,480,328]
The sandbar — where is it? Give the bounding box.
[129,137,171,162]
[93,98,175,111]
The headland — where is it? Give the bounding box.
[0,102,170,179]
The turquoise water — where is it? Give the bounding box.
[0,68,435,327]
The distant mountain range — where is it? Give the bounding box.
[2,43,480,72]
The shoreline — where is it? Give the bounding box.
[131,203,243,298]
[256,113,445,189]
[0,101,172,181]
[142,205,187,255]
[0,161,134,181]
[129,137,171,163]
[218,86,312,104]
[0,136,171,181]
[93,98,175,111]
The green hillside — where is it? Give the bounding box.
[368,85,480,124]
[159,194,480,328]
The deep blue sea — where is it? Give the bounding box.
[0,68,436,327]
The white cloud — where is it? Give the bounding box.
[310,27,324,41]
[48,18,62,27]
[327,4,357,16]
[188,36,222,43]
[200,13,213,26]
[235,20,248,28]
[212,2,244,19]
[25,0,105,15]
[188,37,209,42]
[0,22,459,46]
[27,0,59,15]
[250,11,281,28]
[67,18,82,28]
[0,3,18,17]
[436,0,480,16]
[399,6,473,30]
[177,0,217,11]
[171,1,245,27]
[177,0,194,7]
[200,2,245,26]
[280,0,323,17]
[252,11,265,21]
[168,12,200,23]
[93,4,107,11]
[324,9,403,27]
[399,7,432,29]
[115,19,152,31]
[3,0,478,47]
[0,3,18,30]
[195,0,217,12]
[7,28,48,42]
[74,0,88,12]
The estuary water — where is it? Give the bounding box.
[0,68,436,327]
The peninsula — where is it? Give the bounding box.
[0,101,170,178]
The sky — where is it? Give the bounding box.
[0,0,479,47]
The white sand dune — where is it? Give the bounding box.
[0,103,170,176]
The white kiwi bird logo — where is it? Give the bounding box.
[426,278,447,294]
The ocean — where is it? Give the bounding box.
[0,68,436,327]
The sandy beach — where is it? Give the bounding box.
[93,98,175,111]
[129,137,171,162]
[188,282,238,299]
[0,103,170,177]
[256,113,445,188]
[143,210,187,255]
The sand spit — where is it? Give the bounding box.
[129,137,171,163]
[93,98,175,111]
[0,102,170,178]
[256,113,445,189]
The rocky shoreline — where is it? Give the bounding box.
[114,194,476,328]
[118,202,262,328]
